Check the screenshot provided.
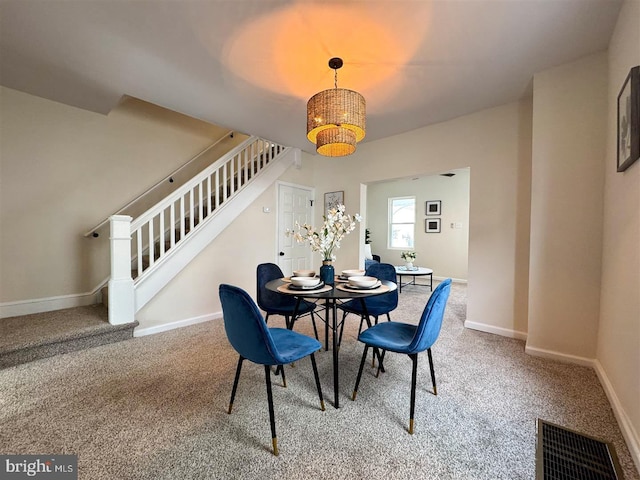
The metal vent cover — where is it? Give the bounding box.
[536,419,623,480]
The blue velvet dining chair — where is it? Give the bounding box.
[337,262,399,345]
[219,284,325,456]
[351,278,452,434]
[257,263,318,339]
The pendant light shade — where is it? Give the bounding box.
[316,127,357,157]
[307,58,366,157]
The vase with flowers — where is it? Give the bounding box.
[286,204,361,285]
[401,251,417,269]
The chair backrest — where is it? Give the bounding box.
[407,278,452,353]
[219,284,281,365]
[364,256,379,269]
[362,262,399,314]
[256,263,295,312]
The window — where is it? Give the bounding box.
[388,196,415,249]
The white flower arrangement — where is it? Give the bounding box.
[286,204,361,261]
[401,251,417,262]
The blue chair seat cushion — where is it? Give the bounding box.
[339,298,392,317]
[270,328,322,364]
[358,322,418,354]
[266,300,316,317]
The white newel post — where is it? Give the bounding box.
[108,215,135,325]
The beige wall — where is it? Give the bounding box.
[598,0,640,465]
[0,88,231,304]
[311,100,533,337]
[526,53,608,358]
[366,168,470,280]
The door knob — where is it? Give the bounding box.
[279,252,285,256]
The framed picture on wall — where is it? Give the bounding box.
[426,200,441,215]
[617,66,640,172]
[425,218,441,233]
[324,190,344,213]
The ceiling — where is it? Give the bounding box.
[0,1,622,154]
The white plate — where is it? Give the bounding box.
[292,269,316,277]
[341,269,365,278]
[348,276,378,288]
[343,280,382,290]
[288,281,325,291]
[290,276,321,287]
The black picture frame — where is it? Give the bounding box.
[617,66,640,172]
[324,190,344,213]
[425,218,441,233]
[425,200,441,216]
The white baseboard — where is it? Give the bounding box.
[524,344,595,367]
[594,360,640,472]
[434,275,467,284]
[0,291,100,319]
[464,320,527,341]
[133,311,222,337]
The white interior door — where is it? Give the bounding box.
[278,184,313,276]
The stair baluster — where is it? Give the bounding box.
[108,137,292,324]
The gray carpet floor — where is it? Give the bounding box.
[1,282,638,479]
[0,304,111,351]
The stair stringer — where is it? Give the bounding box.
[133,147,299,312]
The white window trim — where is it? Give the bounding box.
[387,195,416,250]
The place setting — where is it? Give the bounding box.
[277,269,332,293]
[336,269,389,293]
[336,269,365,282]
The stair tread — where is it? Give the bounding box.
[0,305,137,354]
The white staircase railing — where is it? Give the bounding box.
[84,130,235,238]
[107,136,292,325]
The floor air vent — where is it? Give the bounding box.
[536,419,623,480]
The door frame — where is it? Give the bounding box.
[276,181,315,268]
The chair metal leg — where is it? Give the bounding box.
[310,311,319,341]
[357,315,365,336]
[310,353,325,411]
[357,312,373,343]
[265,313,270,325]
[409,353,418,434]
[376,349,387,378]
[290,299,301,331]
[371,316,380,368]
[352,345,369,401]
[264,365,278,456]
[358,299,373,337]
[279,364,287,388]
[228,356,244,414]
[337,311,347,347]
[427,348,437,395]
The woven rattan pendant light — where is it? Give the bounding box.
[307,58,366,156]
